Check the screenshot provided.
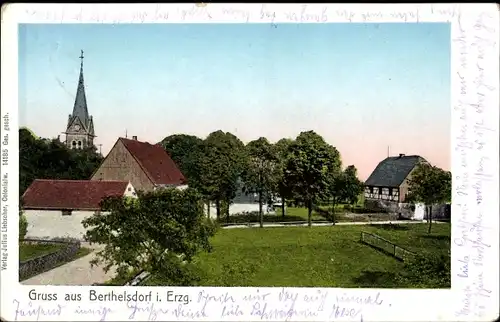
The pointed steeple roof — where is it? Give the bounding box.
[72,50,90,127]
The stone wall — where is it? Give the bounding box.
[424,204,451,220]
[365,199,450,221]
[19,238,81,281]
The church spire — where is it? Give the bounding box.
[72,50,89,127]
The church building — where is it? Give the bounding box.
[64,50,95,149]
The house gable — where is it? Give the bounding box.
[90,139,155,191]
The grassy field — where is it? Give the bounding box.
[143,223,450,288]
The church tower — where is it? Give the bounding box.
[64,50,95,149]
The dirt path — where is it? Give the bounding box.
[21,244,116,286]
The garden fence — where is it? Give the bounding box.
[360,231,416,261]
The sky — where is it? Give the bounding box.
[18,23,451,180]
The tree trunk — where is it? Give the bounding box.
[331,199,336,226]
[307,200,313,227]
[206,200,210,218]
[428,204,433,234]
[216,199,221,221]
[258,191,263,228]
[226,200,230,223]
[281,196,286,218]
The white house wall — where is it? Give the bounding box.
[123,182,137,197]
[24,209,108,241]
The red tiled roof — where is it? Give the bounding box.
[119,137,186,185]
[22,179,129,210]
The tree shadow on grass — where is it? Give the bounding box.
[417,234,450,241]
[352,270,400,288]
[370,224,409,231]
[218,214,327,225]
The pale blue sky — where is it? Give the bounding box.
[18,23,451,179]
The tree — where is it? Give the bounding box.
[284,131,342,227]
[158,134,204,185]
[242,137,278,228]
[407,163,451,233]
[82,188,216,285]
[197,131,246,221]
[326,165,364,224]
[19,128,103,196]
[273,138,294,218]
[19,210,28,240]
[341,165,364,205]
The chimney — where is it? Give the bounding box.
[399,153,405,158]
[132,136,137,140]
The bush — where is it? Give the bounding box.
[397,253,451,288]
[203,217,219,237]
[19,211,28,240]
[83,188,215,286]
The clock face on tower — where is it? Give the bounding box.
[74,124,81,131]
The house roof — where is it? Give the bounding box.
[22,179,129,210]
[365,155,426,187]
[119,137,186,185]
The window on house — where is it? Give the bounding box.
[127,187,132,191]
[62,210,72,216]
[72,141,76,147]
[369,187,373,193]
[388,188,393,196]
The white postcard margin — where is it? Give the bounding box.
[1,3,499,322]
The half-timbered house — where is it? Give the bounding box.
[364,154,427,204]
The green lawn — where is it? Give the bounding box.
[19,243,64,261]
[143,223,450,288]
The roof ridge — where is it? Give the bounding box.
[33,179,129,183]
[119,137,154,145]
[365,155,425,187]
[22,178,130,210]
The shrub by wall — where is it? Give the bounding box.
[19,238,81,281]
[19,212,28,240]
